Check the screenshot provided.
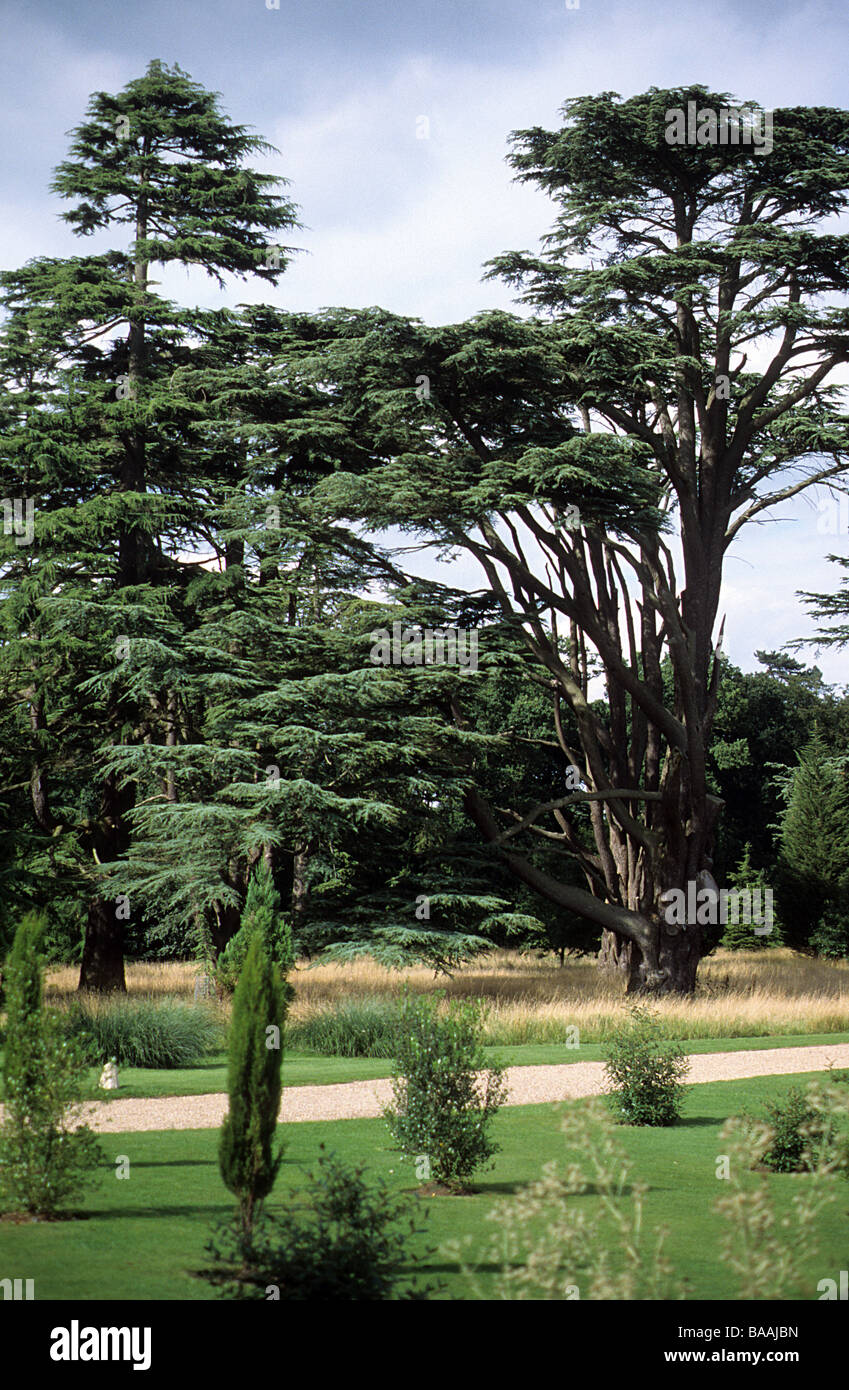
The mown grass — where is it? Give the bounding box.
[37,1032,849,1102]
[0,1073,845,1301]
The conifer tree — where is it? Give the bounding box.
[218,932,286,1234]
[719,844,783,951]
[0,62,299,989]
[291,88,849,992]
[777,733,849,954]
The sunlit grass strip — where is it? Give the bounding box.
[43,949,849,1046]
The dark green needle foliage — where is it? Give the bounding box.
[218,932,286,1233]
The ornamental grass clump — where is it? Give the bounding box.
[384,991,507,1192]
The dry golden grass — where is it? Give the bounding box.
[45,960,198,1005]
[44,948,849,1042]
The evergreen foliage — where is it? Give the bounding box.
[384,992,508,1191]
[218,932,286,1232]
[777,733,849,955]
[0,913,103,1215]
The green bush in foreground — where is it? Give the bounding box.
[602,1006,689,1126]
[0,912,103,1216]
[62,995,224,1069]
[201,1147,430,1300]
[219,932,286,1234]
[758,1078,849,1174]
[760,1086,827,1172]
[384,992,508,1192]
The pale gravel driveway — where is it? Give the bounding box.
[37,1041,849,1134]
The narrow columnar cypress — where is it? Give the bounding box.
[2,911,48,1098]
[218,932,285,1233]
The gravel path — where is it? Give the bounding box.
[37,1041,849,1134]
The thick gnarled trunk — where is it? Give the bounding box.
[599,922,702,995]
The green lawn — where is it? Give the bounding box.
[1,1072,846,1301]
[69,1029,849,1100]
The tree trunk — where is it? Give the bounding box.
[291,844,312,940]
[599,921,701,995]
[79,896,127,993]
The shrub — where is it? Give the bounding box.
[201,1147,430,1300]
[455,1093,843,1301]
[810,904,849,961]
[62,995,223,1069]
[384,992,508,1192]
[219,932,286,1233]
[0,912,103,1216]
[760,1083,842,1173]
[716,1107,846,1298]
[286,997,401,1057]
[602,1006,689,1126]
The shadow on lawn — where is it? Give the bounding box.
[85,1203,233,1220]
[122,1159,218,1168]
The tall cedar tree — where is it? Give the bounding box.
[219,931,286,1233]
[105,523,534,972]
[290,87,849,992]
[0,62,299,989]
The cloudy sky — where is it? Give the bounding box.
[2,0,849,685]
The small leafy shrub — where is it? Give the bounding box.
[201,1147,430,1300]
[602,1006,689,1126]
[716,1108,845,1299]
[286,997,401,1057]
[62,995,224,1069]
[0,912,103,1216]
[384,992,508,1191]
[760,1084,834,1173]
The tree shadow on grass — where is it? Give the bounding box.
[85,1203,234,1220]
[123,1159,217,1168]
[459,1180,537,1196]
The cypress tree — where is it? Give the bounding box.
[218,932,285,1233]
[2,911,47,1099]
[215,859,294,994]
